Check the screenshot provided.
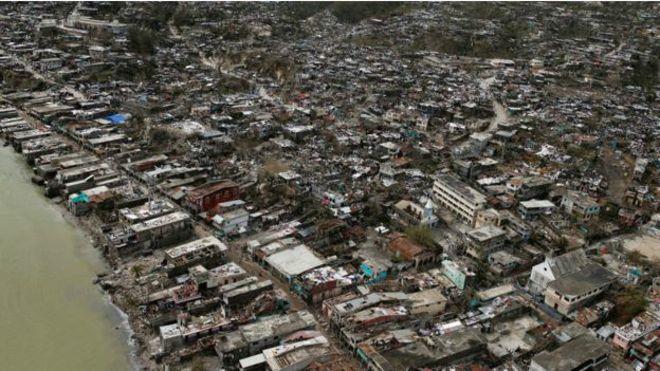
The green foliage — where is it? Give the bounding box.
[628,55,659,91]
[284,2,331,20]
[613,286,648,325]
[405,225,436,250]
[363,200,388,226]
[127,26,159,56]
[284,2,408,24]
[330,2,405,24]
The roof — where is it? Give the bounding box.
[105,113,126,125]
[520,199,556,209]
[531,333,609,371]
[547,249,591,278]
[389,236,425,260]
[165,236,227,260]
[130,211,189,233]
[468,225,505,242]
[547,263,616,296]
[264,245,325,278]
[186,180,238,201]
[434,173,487,205]
[241,311,317,344]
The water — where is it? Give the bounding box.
[0,146,131,371]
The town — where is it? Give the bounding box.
[0,2,658,371]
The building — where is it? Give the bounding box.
[292,265,360,305]
[357,327,486,371]
[129,211,192,249]
[544,263,616,315]
[528,249,593,295]
[442,259,475,290]
[506,176,553,200]
[212,208,250,236]
[388,234,438,270]
[612,309,660,352]
[164,236,228,276]
[264,244,326,282]
[186,180,240,213]
[561,190,601,220]
[518,199,556,220]
[432,173,487,226]
[214,311,317,364]
[530,333,609,371]
[407,287,447,316]
[390,199,438,228]
[238,336,331,371]
[466,225,506,258]
[119,199,177,223]
[191,262,248,289]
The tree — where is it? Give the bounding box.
[127,26,159,56]
[405,225,436,250]
[613,287,648,325]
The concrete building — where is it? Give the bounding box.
[129,211,192,250]
[164,236,228,276]
[185,180,240,213]
[264,245,325,282]
[518,199,556,220]
[442,259,475,290]
[528,249,592,295]
[465,224,506,258]
[432,173,487,226]
[530,333,609,371]
[561,190,601,220]
[544,263,616,315]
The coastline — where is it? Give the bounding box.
[5,144,145,370]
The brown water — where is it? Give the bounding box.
[0,146,131,370]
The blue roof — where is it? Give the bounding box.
[106,113,126,125]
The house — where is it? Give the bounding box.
[561,190,601,220]
[506,176,553,200]
[186,180,240,213]
[129,211,192,250]
[465,225,506,258]
[388,234,438,270]
[544,263,616,315]
[528,249,593,295]
[391,199,438,228]
[407,287,447,316]
[488,250,523,276]
[432,173,487,226]
[164,236,228,276]
[357,327,486,370]
[264,244,326,282]
[530,333,609,371]
[518,199,556,220]
[612,309,660,352]
[212,208,250,236]
[238,335,331,371]
[292,265,360,305]
[442,259,475,290]
[214,311,317,364]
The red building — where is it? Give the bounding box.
[185,180,240,213]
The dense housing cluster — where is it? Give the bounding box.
[0,2,659,371]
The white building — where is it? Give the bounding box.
[432,173,487,226]
[527,249,591,295]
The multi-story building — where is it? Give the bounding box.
[561,190,601,220]
[432,173,487,226]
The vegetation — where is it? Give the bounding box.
[612,286,648,325]
[285,2,409,24]
[405,225,436,250]
[627,54,659,92]
[127,26,160,56]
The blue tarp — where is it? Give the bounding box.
[106,114,126,125]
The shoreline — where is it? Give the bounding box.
[7,145,149,370]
